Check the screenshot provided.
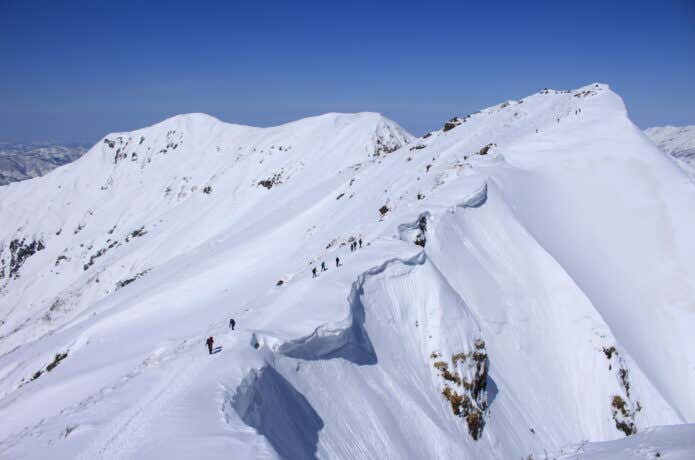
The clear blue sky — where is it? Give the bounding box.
[1,0,694,143]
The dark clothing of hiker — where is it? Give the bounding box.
[358,239,362,248]
[206,337,214,354]
[336,257,340,267]
[312,267,317,278]
[321,262,327,271]
[229,319,235,330]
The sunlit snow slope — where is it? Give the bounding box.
[1,84,694,459]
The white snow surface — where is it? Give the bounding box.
[555,424,695,460]
[1,85,694,459]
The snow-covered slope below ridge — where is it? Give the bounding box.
[1,84,694,459]
[645,125,695,178]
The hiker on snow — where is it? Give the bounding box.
[359,238,363,248]
[206,336,214,355]
[312,267,317,278]
[229,318,236,330]
[336,257,340,267]
[321,261,327,271]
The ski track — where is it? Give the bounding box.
[76,334,230,460]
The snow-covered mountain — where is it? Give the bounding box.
[1,84,694,460]
[645,125,695,178]
[0,143,87,185]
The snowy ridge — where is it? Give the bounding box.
[0,84,694,459]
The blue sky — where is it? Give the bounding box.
[1,0,694,143]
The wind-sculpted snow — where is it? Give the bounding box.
[231,365,324,460]
[456,181,488,208]
[0,84,694,459]
[275,256,430,365]
[243,249,492,458]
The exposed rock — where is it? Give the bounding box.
[116,269,149,290]
[431,339,489,440]
[125,226,147,242]
[8,238,45,278]
[478,143,495,156]
[602,345,640,436]
[443,117,464,132]
[258,172,283,189]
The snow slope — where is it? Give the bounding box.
[0,142,87,185]
[555,424,695,460]
[0,85,694,459]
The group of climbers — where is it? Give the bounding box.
[350,238,363,252]
[207,236,366,355]
[311,261,328,277]
[313,237,363,278]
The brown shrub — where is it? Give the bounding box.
[612,395,628,415]
[442,386,464,416]
[451,352,467,365]
[433,361,448,370]
[467,410,484,440]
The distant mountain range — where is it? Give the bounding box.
[0,143,88,185]
[645,125,695,177]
